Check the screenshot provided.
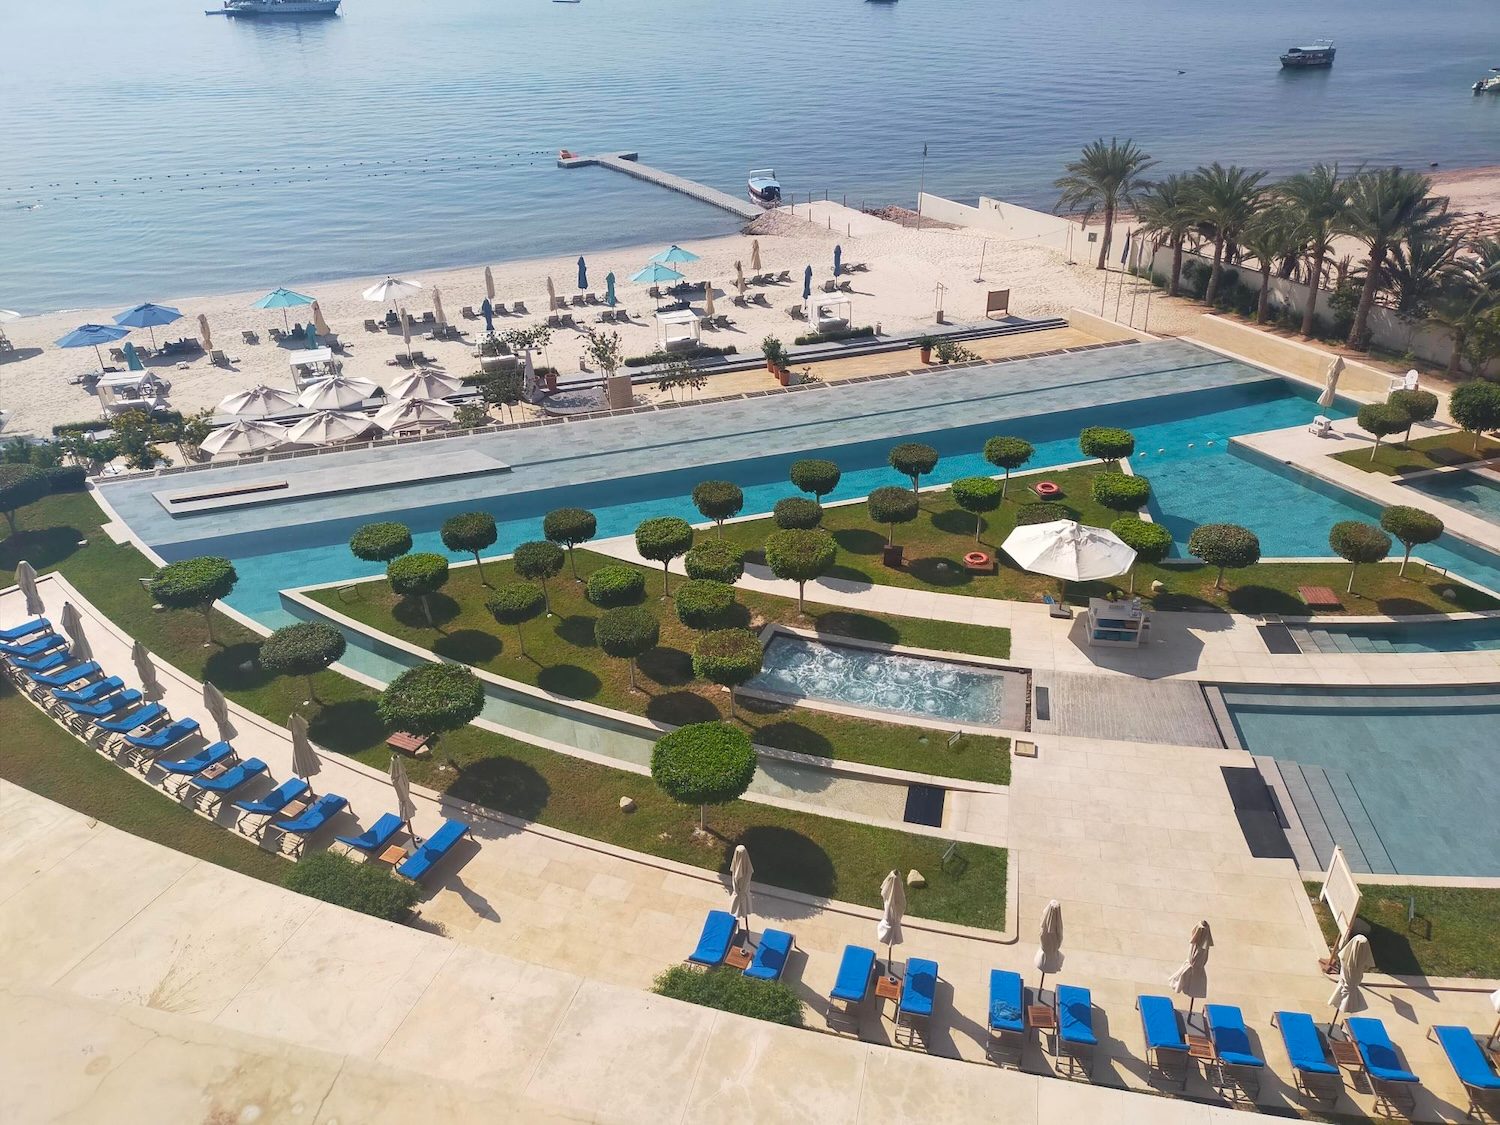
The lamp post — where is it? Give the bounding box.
[916,143,928,232]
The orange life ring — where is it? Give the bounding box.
[1035,481,1061,499]
[964,551,991,568]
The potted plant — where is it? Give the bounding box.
[761,335,787,376]
[916,335,937,365]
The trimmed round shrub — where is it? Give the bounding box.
[377,663,484,741]
[0,463,49,535]
[543,506,598,578]
[1187,523,1261,589]
[692,480,744,530]
[1079,426,1136,463]
[1449,380,1500,451]
[350,521,412,563]
[259,621,346,701]
[888,442,939,493]
[789,458,841,498]
[868,485,919,545]
[675,579,739,631]
[595,605,659,688]
[1356,402,1407,458]
[950,476,1002,541]
[150,556,238,642]
[1387,388,1439,443]
[487,581,546,655]
[650,720,757,829]
[773,496,823,530]
[1329,520,1392,593]
[1091,471,1151,512]
[513,540,565,613]
[635,516,695,595]
[1111,516,1173,591]
[440,511,497,576]
[44,464,88,493]
[652,965,804,1027]
[684,541,745,584]
[586,564,647,608]
[763,528,837,611]
[1380,505,1444,575]
[692,629,764,719]
[283,852,421,922]
[983,436,1035,494]
[1015,501,1069,526]
[387,552,449,599]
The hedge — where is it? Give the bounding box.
[650,720,758,814]
[793,325,875,346]
[622,343,737,368]
[283,852,421,922]
[652,965,804,1027]
[1015,501,1069,526]
[789,458,841,498]
[44,465,89,492]
[586,564,648,608]
[259,621,347,680]
[1079,426,1136,463]
[376,663,485,740]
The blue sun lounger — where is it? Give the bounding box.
[65,688,141,719]
[897,958,938,1045]
[744,929,794,981]
[233,777,309,819]
[185,757,267,807]
[1346,1016,1420,1111]
[95,702,167,735]
[123,717,199,750]
[27,660,99,688]
[335,812,404,856]
[1272,1011,1339,1099]
[1,632,65,658]
[988,969,1025,1058]
[156,741,234,775]
[686,909,738,967]
[274,793,349,856]
[51,675,123,705]
[0,616,49,642]
[11,647,71,673]
[1055,984,1098,1078]
[1137,994,1188,1088]
[1430,1025,1500,1121]
[396,818,469,881]
[828,944,877,1025]
[1206,1003,1264,1097]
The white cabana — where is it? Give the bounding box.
[372,397,455,432]
[199,419,289,457]
[805,295,852,333]
[288,346,340,387]
[655,307,702,352]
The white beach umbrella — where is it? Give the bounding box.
[1167,920,1214,1016]
[362,276,424,306]
[60,601,91,663]
[1318,355,1344,408]
[390,753,417,837]
[484,266,496,300]
[703,281,715,317]
[1489,988,1500,1049]
[285,410,370,446]
[1035,899,1064,990]
[297,373,378,410]
[391,370,460,400]
[131,639,160,698]
[729,844,753,929]
[16,560,43,617]
[877,869,905,965]
[734,261,746,296]
[199,419,288,457]
[203,681,233,741]
[431,287,447,329]
[1327,933,1374,1029]
[289,712,321,780]
[311,300,331,337]
[401,310,413,354]
[372,397,455,431]
[198,313,213,351]
[546,276,557,311]
[217,384,299,418]
[751,239,762,271]
[1002,520,1136,583]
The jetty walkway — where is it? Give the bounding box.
[558,150,762,220]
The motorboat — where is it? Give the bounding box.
[1280,39,1335,68]
[206,0,341,16]
[748,168,781,207]
[1474,67,1500,94]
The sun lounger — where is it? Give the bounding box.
[65,688,141,720]
[1430,1025,1500,1120]
[1137,994,1189,1088]
[1272,1011,1340,1100]
[273,793,349,856]
[1055,984,1098,1078]
[364,318,379,332]
[10,647,71,673]
[1,632,66,658]
[1043,593,1073,619]
[335,812,404,856]
[155,740,234,776]
[231,777,311,836]
[1206,1003,1264,1098]
[511,301,525,314]
[185,756,267,808]
[828,944,877,1022]
[51,675,124,705]
[897,958,938,1045]
[686,909,739,967]
[397,817,469,880]
[241,330,258,344]
[27,660,100,688]
[461,306,476,319]
[122,716,199,752]
[988,969,1025,1059]
[94,702,167,736]
[210,349,230,368]
[744,929,794,981]
[0,616,49,642]
[1345,1016,1420,1111]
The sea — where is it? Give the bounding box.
[3,0,1499,312]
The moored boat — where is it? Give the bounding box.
[1280,39,1335,68]
[207,0,341,16]
[1474,67,1500,94]
[748,168,781,207]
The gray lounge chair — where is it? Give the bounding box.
[512,300,526,314]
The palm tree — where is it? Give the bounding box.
[1186,163,1267,305]
[1430,238,1500,373]
[1134,174,1196,296]
[1341,167,1446,349]
[1277,163,1352,337]
[1382,228,1462,317]
[1055,138,1156,269]
[1239,203,1307,323]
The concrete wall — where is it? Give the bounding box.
[1190,316,1393,399]
[1065,307,1157,343]
[917,193,1083,256]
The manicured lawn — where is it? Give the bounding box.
[1307,881,1500,978]
[1149,560,1498,616]
[1331,431,1500,477]
[2,493,1008,928]
[309,548,1013,783]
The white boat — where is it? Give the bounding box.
[1280,39,1335,68]
[1474,67,1500,94]
[207,0,341,16]
[748,168,781,207]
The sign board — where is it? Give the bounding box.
[1087,232,1098,243]
[1320,845,1362,949]
[985,289,1011,319]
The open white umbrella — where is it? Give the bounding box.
[285,410,370,445]
[392,370,460,400]
[372,397,455,431]
[297,373,378,410]
[1328,933,1374,1029]
[390,753,417,838]
[1002,520,1136,583]
[729,844,753,929]
[203,681,233,741]
[16,560,43,617]
[199,419,288,457]
[362,276,424,306]
[1167,920,1214,1016]
[877,869,905,965]
[1036,899,1064,991]
[131,639,160,698]
[60,601,91,663]
[289,712,321,780]
[703,281,716,317]
[484,266,496,300]
[217,384,299,418]
[1319,355,1344,409]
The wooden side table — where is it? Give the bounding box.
[1026,1003,1056,1032]
[378,844,408,866]
[1187,1034,1216,1062]
[875,974,901,1017]
[1329,1038,1364,1072]
[197,761,229,782]
[280,799,309,820]
[723,945,753,970]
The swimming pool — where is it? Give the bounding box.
[1288,617,1500,654]
[1221,684,1500,877]
[1399,468,1500,528]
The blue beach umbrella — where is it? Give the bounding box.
[802,265,813,300]
[650,244,700,266]
[480,298,494,332]
[605,272,617,307]
[577,256,588,291]
[56,323,129,368]
[114,302,182,349]
[253,286,315,331]
[834,245,843,277]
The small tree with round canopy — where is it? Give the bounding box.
[763,528,837,611]
[259,621,346,704]
[150,556,238,643]
[1449,380,1500,453]
[983,436,1034,500]
[773,497,823,530]
[594,605,659,690]
[487,581,545,658]
[376,663,484,751]
[1110,517,1173,592]
[692,628,764,720]
[674,579,739,630]
[692,480,744,536]
[0,464,48,537]
[650,720,757,834]
[1387,388,1439,447]
[513,540,565,614]
[1079,426,1135,464]
[867,486,919,547]
[543,507,598,580]
[950,477,1002,542]
[1091,471,1151,512]
[349,521,412,564]
[888,442,939,495]
[1379,505,1444,577]
[789,458,841,499]
[635,516,694,596]
[1330,521,1392,593]
[585,565,647,608]
[441,511,497,583]
[387,552,449,628]
[1356,402,1407,461]
[1016,501,1070,526]
[1186,523,1260,590]
[683,541,744,585]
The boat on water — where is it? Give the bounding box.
[1280,39,1335,68]
[748,168,781,207]
[1474,67,1500,94]
[206,0,341,16]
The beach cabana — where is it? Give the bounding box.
[288,347,340,387]
[56,323,129,369]
[253,288,315,332]
[805,296,852,333]
[113,303,182,349]
[655,308,701,352]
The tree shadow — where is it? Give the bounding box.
[552,614,599,649]
[433,628,501,664]
[537,664,602,700]
[646,690,722,724]
[1373,597,1431,616]
[827,562,877,584]
[392,592,461,630]
[203,642,272,692]
[833,527,885,557]
[0,525,86,572]
[751,719,835,759]
[449,755,551,822]
[1224,585,1304,615]
[905,556,971,588]
[637,645,693,687]
[307,697,386,755]
[732,824,837,900]
[811,611,899,645]
[928,509,977,537]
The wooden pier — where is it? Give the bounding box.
[558,151,762,221]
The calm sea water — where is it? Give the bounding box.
[4,0,1499,311]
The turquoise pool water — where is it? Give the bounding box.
[1222,685,1500,877]
[1400,469,1500,528]
[1292,618,1500,654]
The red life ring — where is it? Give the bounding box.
[1035,481,1061,499]
[964,551,991,568]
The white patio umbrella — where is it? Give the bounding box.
[703,281,716,317]
[297,373,378,410]
[131,639,160,698]
[1489,987,1500,1049]
[60,601,91,662]
[289,712,321,780]
[198,313,213,351]
[392,370,460,400]
[431,288,447,329]
[1167,919,1214,1016]
[203,681,233,741]
[311,300,331,337]
[285,410,370,445]
[1035,899,1064,991]
[400,310,413,357]
[545,276,557,311]
[1319,355,1344,409]
[16,560,43,617]
[734,261,746,297]
[1002,520,1136,583]
[1327,933,1374,1030]
[372,397,455,431]
[217,384,299,418]
[390,753,417,839]
[729,844,753,930]
[362,276,424,306]
[751,239,762,271]
[877,869,905,966]
[199,419,288,457]
[484,266,496,300]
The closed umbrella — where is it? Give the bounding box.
[122,342,145,371]
[217,384,298,418]
[703,282,715,317]
[390,753,417,838]
[577,256,588,291]
[1489,988,1500,1050]
[1318,355,1344,409]
[285,409,370,445]
[401,310,413,358]
[1328,934,1374,1029]
[362,276,424,306]
[431,288,447,330]
[751,239,762,271]
[199,419,288,457]
[604,272,617,307]
[252,287,315,332]
[1035,899,1064,991]
[304,323,317,350]
[392,370,460,400]
[60,601,91,663]
[198,313,213,352]
[484,266,496,300]
[1002,520,1136,583]
[729,843,753,929]
[296,373,377,410]
[56,323,129,368]
[480,298,494,332]
[877,869,905,965]
[16,560,43,617]
[734,261,746,297]
[522,349,537,405]
[131,639,160,698]
[113,302,182,349]
[372,397,455,431]
[289,712,321,779]
[546,276,557,312]
[1167,920,1214,1016]
[311,300,331,337]
[203,681,232,741]
[834,244,843,277]
[802,266,812,300]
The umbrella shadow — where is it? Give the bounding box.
[0,347,43,365]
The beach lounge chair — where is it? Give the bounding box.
[1273,1011,1341,1100]
[987,969,1025,1061]
[1430,1025,1500,1120]
[0,631,65,658]
[714,314,733,329]
[156,741,236,792]
[64,688,141,721]
[512,301,525,314]
[185,757,267,810]
[1205,1003,1265,1098]
[10,647,71,673]
[595,310,613,324]
[1345,1016,1421,1112]
[397,817,469,880]
[744,929,794,981]
[778,270,791,282]
[232,777,310,836]
[210,349,230,368]
[0,616,48,642]
[896,958,938,1047]
[27,660,100,688]
[1054,985,1098,1078]
[685,909,739,967]
[461,306,476,319]
[421,311,436,324]
[364,318,379,332]
[827,944,877,1026]
[273,793,349,857]
[335,812,404,857]
[241,330,258,344]
[50,675,124,706]
[94,703,169,746]
[121,716,199,754]
[615,308,629,320]
[1137,994,1189,1089]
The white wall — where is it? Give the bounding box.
[916,193,1085,257]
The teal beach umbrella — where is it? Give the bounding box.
[253,287,315,332]
[650,244,700,266]
[631,262,684,308]
[577,256,588,291]
[605,272,617,307]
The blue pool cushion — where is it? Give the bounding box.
[1056,985,1097,1046]
[51,675,123,704]
[0,616,49,642]
[396,818,469,881]
[12,648,71,673]
[233,777,310,817]
[66,689,141,718]
[192,757,267,793]
[123,717,200,749]
[686,909,738,967]
[988,969,1023,1034]
[1139,994,1187,1052]
[1275,1011,1337,1075]
[1433,1025,1500,1090]
[830,945,876,1003]
[156,741,234,776]
[744,929,794,981]
[27,660,100,687]
[1346,1017,1419,1084]
[899,958,937,1018]
[335,812,404,854]
[274,793,349,834]
[95,702,168,734]
[0,632,65,657]
[1206,1003,1264,1068]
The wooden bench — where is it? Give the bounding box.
[1298,585,1343,610]
[387,731,430,756]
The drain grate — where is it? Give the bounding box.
[903,784,946,828]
